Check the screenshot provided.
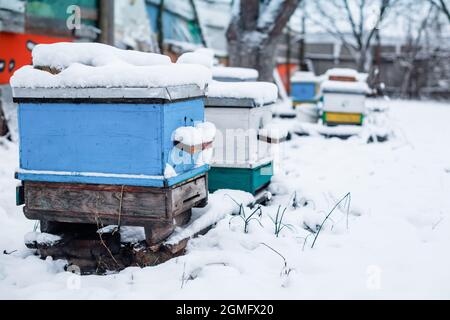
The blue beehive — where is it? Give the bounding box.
[10,44,213,188]
[10,43,217,253]
[290,71,320,106]
[13,86,208,187]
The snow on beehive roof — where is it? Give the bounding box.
[11,64,212,89]
[291,71,319,83]
[212,67,259,80]
[320,80,370,94]
[176,51,214,69]
[32,42,171,70]
[325,68,359,78]
[207,81,278,105]
[10,43,212,90]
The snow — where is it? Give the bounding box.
[297,122,364,137]
[11,43,212,90]
[257,0,284,31]
[291,71,319,83]
[164,164,177,179]
[196,122,217,143]
[324,68,359,79]
[212,67,259,81]
[271,98,296,118]
[166,189,254,245]
[258,123,289,140]
[114,0,157,52]
[321,80,371,94]
[296,103,320,123]
[207,81,278,106]
[11,63,212,90]
[24,232,61,246]
[32,42,171,70]
[357,73,369,83]
[194,48,215,59]
[177,50,214,69]
[0,99,450,299]
[172,122,216,146]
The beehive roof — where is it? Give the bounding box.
[206,81,278,107]
[320,80,370,94]
[10,43,212,93]
[212,67,259,81]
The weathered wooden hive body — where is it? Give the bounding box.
[320,68,369,126]
[205,81,281,195]
[290,71,320,106]
[11,43,214,248]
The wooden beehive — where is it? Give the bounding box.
[325,68,359,82]
[13,85,208,187]
[320,81,368,126]
[10,43,217,246]
[290,71,320,106]
[205,81,278,195]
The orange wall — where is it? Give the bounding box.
[0,32,72,84]
[277,63,298,94]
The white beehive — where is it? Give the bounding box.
[205,81,278,167]
[321,80,369,114]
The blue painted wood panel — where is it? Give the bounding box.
[18,98,206,186]
[16,164,209,187]
[19,103,162,175]
[291,82,317,102]
[163,100,204,174]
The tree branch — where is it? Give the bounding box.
[439,0,450,19]
[309,1,358,52]
[363,0,392,51]
[226,0,260,41]
[257,0,302,37]
[342,0,362,49]
[430,0,450,21]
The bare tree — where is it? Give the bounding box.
[399,3,435,97]
[226,0,302,82]
[429,0,450,21]
[308,0,396,72]
[398,2,449,98]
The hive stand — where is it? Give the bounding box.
[21,174,208,246]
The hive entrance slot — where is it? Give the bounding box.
[183,193,201,203]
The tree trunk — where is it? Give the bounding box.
[228,36,278,82]
[99,0,115,45]
[226,0,301,82]
[356,49,368,73]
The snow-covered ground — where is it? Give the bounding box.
[0,99,449,299]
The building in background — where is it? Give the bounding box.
[145,0,230,61]
[1,0,449,140]
[0,0,106,139]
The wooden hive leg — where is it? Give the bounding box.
[174,209,192,227]
[144,221,175,246]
